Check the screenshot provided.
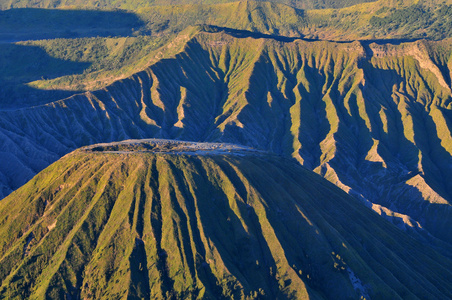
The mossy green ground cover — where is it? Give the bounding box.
[1,28,452,247]
[0,0,379,10]
[0,1,451,298]
[0,144,451,299]
[4,0,452,104]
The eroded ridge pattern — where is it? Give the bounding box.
[0,28,452,247]
[0,142,451,299]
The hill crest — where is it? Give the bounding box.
[1,25,452,254]
[1,139,452,298]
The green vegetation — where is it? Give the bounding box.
[135,1,309,37]
[369,5,433,29]
[368,3,452,39]
[2,28,452,249]
[0,143,451,298]
[3,0,452,48]
[0,1,312,102]
[26,35,167,91]
[0,42,85,107]
[0,8,143,40]
[0,0,452,298]
[0,0,380,11]
[4,0,452,105]
[0,35,167,107]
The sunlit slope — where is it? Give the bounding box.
[4,0,452,103]
[0,2,308,44]
[0,0,377,10]
[0,140,451,299]
[1,28,452,246]
[5,0,452,43]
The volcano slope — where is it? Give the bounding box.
[1,27,452,248]
[0,139,452,299]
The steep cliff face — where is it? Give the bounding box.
[1,140,451,299]
[1,28,452,247]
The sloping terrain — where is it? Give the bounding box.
[0,139,451,299]
[1,28,452,249]
[4,0,452,107]
[0,0,378,10]
[0,8,144,43]
[5,0,452,48]
[0,35,169,108]
[2,0,452,112]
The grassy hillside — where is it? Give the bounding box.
[3,0,452,107]
[0,140,451,299]
[0,35,170,107]
[0,2,310,42]
[2,0,452,105]
[131,0,452,40]
[23,35,167,90]
[4,0,452,45]
[0,0,379,10]
[1,28,452,252]
[135,1,309,37]
[0,8,144,41]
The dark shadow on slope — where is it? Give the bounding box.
[412,107,452,201]
[164,158,226,298]
[128,238,151,299]
[435,63,452,90]
[147,160,175,297]
[0,8,146,109]
[207,157,305,298]
[240,157,356,298]
[360,38,426,46]
[0,43,91,108]
[141,42,226,141]
[239,54,296,156]
[332,55,452,246]
[198,25,429,46]
[354,57,420,194]
[245,156,452,297]
[364,58,452,204]
[422,202,452,245]
[0,8,145,42]
[296,64,332,169]
[197,25,302,42]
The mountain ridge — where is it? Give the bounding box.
[1,139,452,299]
[1,1,452,298]
[0,0,379,10]
[5,0,452,47]
[0,26,451,250]
[5,0,452,104]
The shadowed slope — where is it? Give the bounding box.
[0,8,143,41]
[1,28,452,249]
[0,140,451,299]
[0,0,378,10]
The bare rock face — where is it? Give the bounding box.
[1,139,451,299]
[0,27,452,248]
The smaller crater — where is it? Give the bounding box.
[81,139,263,156]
